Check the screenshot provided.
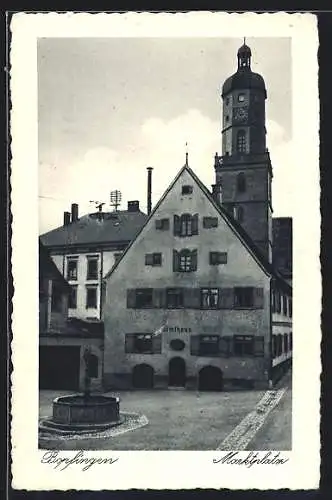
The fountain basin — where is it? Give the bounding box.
[52,394,120,427]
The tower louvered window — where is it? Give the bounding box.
[236,130,246,153]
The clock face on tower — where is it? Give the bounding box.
[233,106,248,123]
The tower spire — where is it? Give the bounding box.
[185,142,189,166]
[243,36,246,45]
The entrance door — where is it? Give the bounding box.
[132,364,154,389]
[168,357,186,387]
[198,366,223,391]
[39,345,80,390]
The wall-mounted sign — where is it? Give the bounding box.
[163,326,192,333]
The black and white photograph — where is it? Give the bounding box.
[10,12,320,490]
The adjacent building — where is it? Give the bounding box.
[39,241,104,391]
[40,201,148,321]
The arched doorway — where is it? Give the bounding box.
[168,357,186,387]
[132,364,154,389]
[198,366,223,391]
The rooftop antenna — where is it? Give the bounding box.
[110,190,122,211]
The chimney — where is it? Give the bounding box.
[212,184,223,205]
[147,167,153,215]
[71,203,79,222]
[63,211,71,226]
[127,200,140,212]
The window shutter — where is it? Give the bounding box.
[155,219,162,230]
[152,334,162,354]
[145,253,154,265]
[125,334,135,353]
[153,288,166,308]
[254,287,264,308]
[219,288,234,308]
[173,215,181,236]
[126,289,136,308]
[191,214,199,235]
[173,250,179,272]
[190,335,200,355]
[190,249,198,271]
[219,336,230,356]
[203,217,218,228]
[183,288,201,308]
[162,218,170,230]
[218,252,228,264]
[254,336,264,356]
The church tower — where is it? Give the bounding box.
[214,41,273,262]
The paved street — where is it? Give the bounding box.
[247,371,292,450]
[39,371,292,450]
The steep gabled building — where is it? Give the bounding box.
[102,164,292,391]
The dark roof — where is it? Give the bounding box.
[104,165,291,294]
[39,240,70,290]
[272,217,293,278]
[238,43,252,56]
[222,69,266,97]
[40,210,148,249]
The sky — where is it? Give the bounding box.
[38,37,292,234]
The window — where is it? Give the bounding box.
[67,259,78,281]
[179,251,191,272]
[237,173,246,193]
[201,288,219,309]
[181,214,192,236]
[166,288,184,308]
[238,93,245,102]
[86,287,97,309]
[289,331,293,350]
[284,334,288,353]
[275,290,281,313]
[68,286,77,309]
[225,115,230,123]
[135,289,153,308]
[87,258,98,280]
[199,335,220,356]
[86,353,98,378]
[233,205,244,222]
[282,295,288,316]
[236,130,246,153]
[234,287,254,307]
[134,334,153,354]
[174,214,198,237]
[209,251,227,265]
[125,333,162,354]
[233,335,254,356]
[226,97,230,105]
[155,218,170,230]
[203,217,218,229]
[173,249,197,272]
[289,297,293,318]
[51,283,63,313]
[145,253,162,266]
[182,185,193,195]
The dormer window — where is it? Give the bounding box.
[182,185,193,195]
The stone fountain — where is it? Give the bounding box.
[39,347,121,435]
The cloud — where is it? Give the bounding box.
[39,111,293,234]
